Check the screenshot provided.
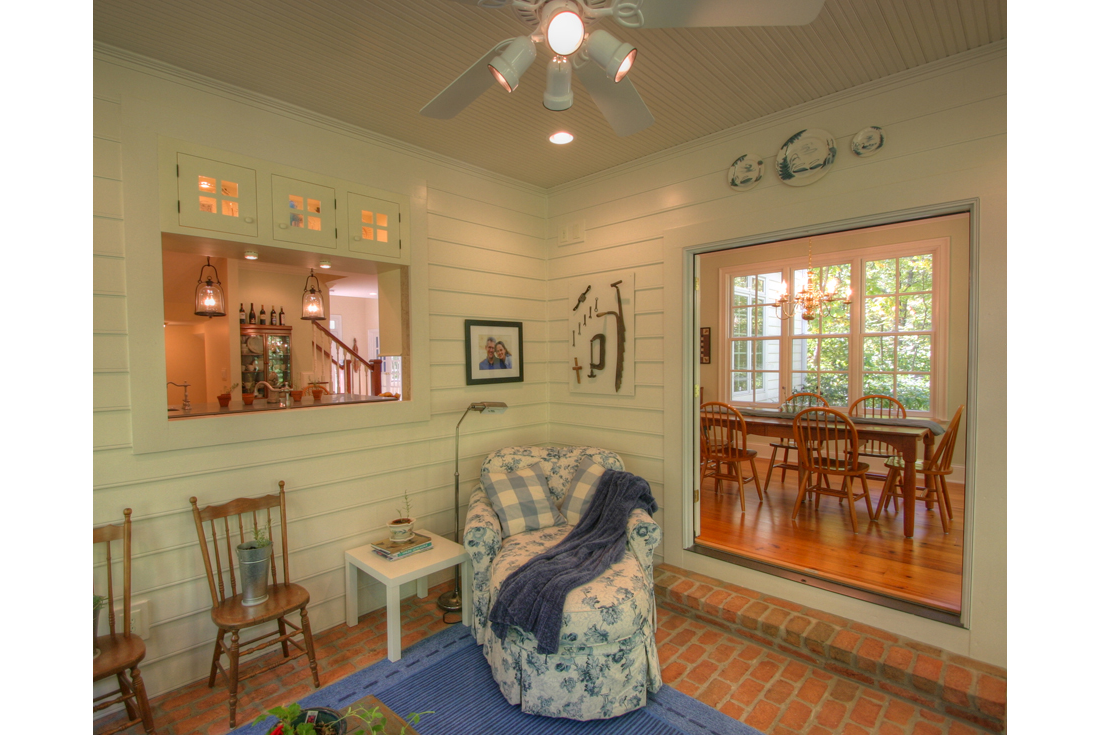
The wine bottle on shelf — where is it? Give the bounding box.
[249,303,256,324]
[239,303,246,324]
[259,305,267,325]
[278,307,285,326]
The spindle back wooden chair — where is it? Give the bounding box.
[189,481,320,728]
[700,401,762,512]
[762,391,829,492]
[848,394,907,471]
[874,405,965,532]
[791,408,874,532]
[94,508,157,734]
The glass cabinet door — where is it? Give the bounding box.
[266,335,292,391]
[241,333,265,395]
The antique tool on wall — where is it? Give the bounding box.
[572,357,583,383]
[595,280,626,392]
[573,285,590,311]
[588,334,606,378]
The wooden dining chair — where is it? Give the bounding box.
[700,401,762,512]
[791,408,874,532]
[848,394,907,500]
[874,405,965,532]
[762,392,829,492]
[190,481,320,728]
[94,508,157,735]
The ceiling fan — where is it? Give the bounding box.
[420,0,826,137]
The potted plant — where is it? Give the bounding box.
[237,521,272,606]
[217,382,239,408]
[242,389,256,405]
[308,379,328,401]
[94,594,106,657]
[387,490,416,543]
[256,701,430,735]
[290,383,304,402]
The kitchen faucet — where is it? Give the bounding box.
[253,381,292,407]
[167,381,192,411]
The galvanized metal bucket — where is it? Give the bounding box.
[237,542,271,606]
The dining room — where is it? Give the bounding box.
[692,212,971,622]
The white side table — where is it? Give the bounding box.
[344,530,470,661]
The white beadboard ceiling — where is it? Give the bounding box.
[93,0,1006,189]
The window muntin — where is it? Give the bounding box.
[727,272,783,404]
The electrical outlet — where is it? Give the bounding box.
[558,219,586,245]
[105,599,150,638]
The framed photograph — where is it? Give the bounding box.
[465,319,524,385]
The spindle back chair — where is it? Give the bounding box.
[700,401,762,512]
[791,408,873,532]
[762,391,829,492]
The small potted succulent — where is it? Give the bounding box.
[290,383,304,402]
[387,490,415,543]
[218,382,239,408]
[256,701,430,735]
[308,379,328,402]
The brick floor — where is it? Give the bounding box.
[97,580,997,735]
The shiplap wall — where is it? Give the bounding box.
[93,51,548,699]
[545,45,1006,667]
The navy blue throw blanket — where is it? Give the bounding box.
[488,468,658,655]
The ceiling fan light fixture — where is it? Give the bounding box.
[544,1,585,56]
[586,29,637,82]
[488,36,537,92]
[549,131,574,144]
[543,56,574,111]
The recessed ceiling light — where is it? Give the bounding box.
[244,251,259,260]
[549,131,574,145]
[319,260,332,268]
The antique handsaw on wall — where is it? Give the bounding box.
[566,271,635,396]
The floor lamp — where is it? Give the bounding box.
[437,401,508,613]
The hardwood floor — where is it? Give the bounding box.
[695,457,964,613]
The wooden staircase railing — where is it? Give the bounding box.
[309,321,382,396]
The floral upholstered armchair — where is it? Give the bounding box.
[463,446,662,720]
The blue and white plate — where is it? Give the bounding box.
[852,126,885,156]
[727,153,765,191]
[775,128,837,186]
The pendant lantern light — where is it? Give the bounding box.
[300,268,326,321]
[193,257,226,317]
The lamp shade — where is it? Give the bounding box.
[544,1,585,56]
[488,36,537,92]
[193,257,226,317]
[586,30,637,82]
[543,56,574,111]
[300,268,326,320]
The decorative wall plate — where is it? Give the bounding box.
[245,335,263,354]
[852,126,885,156]
[727,153,765,191]
[775,129,837,186]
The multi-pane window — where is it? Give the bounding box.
[718,244,943,415]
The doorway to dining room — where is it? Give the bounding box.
[691,212,971,622]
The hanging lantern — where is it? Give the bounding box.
[193,257,226,317]
[301,268,326,321]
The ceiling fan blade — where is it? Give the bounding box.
[623,0,825,28]
[573,60,654,137]
[420,40,512,119]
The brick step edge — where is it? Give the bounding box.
[654,564,1006,733]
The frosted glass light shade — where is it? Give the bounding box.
[546,5,585,56]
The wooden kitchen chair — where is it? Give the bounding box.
[700,401,762,512]
[848,394,908,505]
[190,481,320,728]
[94,508,157,735]
[874,405,965,532]
[791,408,874,533]
[762,392,829,492]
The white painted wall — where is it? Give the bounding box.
[93,41,1007,708]
[93,49,548,699]
[545,45,1006,667]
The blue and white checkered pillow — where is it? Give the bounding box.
[559,457,607,525]
[482,463,566,538]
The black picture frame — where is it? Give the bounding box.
[465,319,524,385]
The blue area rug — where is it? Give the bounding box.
[231,624,762,735]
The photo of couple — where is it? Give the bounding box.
[478,336,513,370]
[465,319,523,385]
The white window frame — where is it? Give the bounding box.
[717,237,948,417]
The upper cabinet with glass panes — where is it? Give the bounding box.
[159,138,410,265]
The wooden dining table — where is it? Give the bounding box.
[738,412,937,538]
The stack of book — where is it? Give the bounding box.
[371,532,432,561]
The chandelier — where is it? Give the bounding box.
[772,238,852,321]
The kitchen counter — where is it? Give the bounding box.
[168,393,399,418]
